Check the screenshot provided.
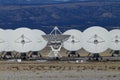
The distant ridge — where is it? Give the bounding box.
[0,1,119,33]
[0,0,119,5]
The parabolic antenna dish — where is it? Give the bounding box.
[63,29,82,51]
[109,29,120,50]
[82,26,109,53]
[31,29,47,51]
[4,29,14,51]
[0,29,6,52]
[42,34,70,44]
[13,28,34,53]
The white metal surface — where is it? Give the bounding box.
[13,28,34,52]
[63,29,82,51]
[82,26,109,53]
[4,29,14,51]
[0,29,6,52]
[109,29,120,50]
[31,29,47,51]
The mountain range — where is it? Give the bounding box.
[0,0,119,5]
[0,1,119,33]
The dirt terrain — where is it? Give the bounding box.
[0,61,119,80]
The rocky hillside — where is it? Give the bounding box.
[0,0,119,5]
[0,1,119,32]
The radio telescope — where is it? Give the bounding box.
[82,26,109,60]
[109,29,120,56]
[13,28,34,53]
[63,29,82,57]
[42,26,70,59]
[25,29,48,59]
[1,29,16,59]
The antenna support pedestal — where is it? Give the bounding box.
[67,51,80,57]
[88,53,102,61]
[111,50,120,57]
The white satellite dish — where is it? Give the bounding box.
[31,29,47,51]
[63,29,82,51]
[13,28,34,53]
[109,29,120,50]
[4,29,14,51]
[0,29,6,52]
[82,26,109,53]
[42,26,70,58]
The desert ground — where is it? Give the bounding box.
[0,61,119,80]
[0,48,119,80]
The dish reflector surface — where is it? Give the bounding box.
[82,26,109,53]
[4,29,14,51]
[109,29,120,50]
[13,28,34,52]
[31,29,47,51]
[0,29,6,52]
[63,29,82,51]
